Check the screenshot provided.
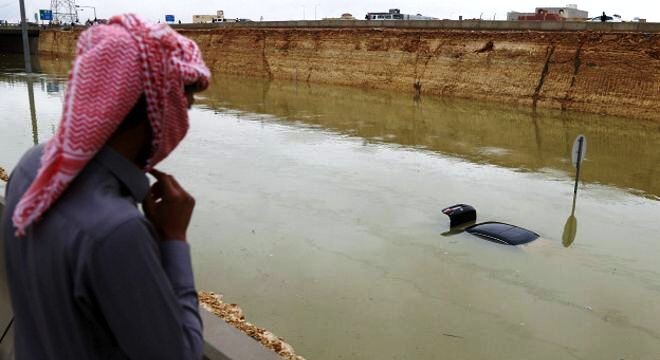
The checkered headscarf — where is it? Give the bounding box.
[12,14,210,236]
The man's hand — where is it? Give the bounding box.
[143,169,195,242]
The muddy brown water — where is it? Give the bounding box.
[1,56,659,360]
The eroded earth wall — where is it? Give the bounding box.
[39,27,660,120]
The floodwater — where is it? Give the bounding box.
[1,55,660,360]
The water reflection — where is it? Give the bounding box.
[200,75,660,200]
[46,81,61,94]
[3,55,658,200]
[0,54,43,74]
[27,79,38,145]
[0,74,61,147]
[562,193,578,248]
[0,57,66,190]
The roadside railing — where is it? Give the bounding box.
[172,19,660,33]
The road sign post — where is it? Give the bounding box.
[562,134,587,248]
[165,15,175,23]
[571,135,587,196]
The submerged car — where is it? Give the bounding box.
[442,204,539,246]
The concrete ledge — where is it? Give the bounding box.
[0,196,279,360]
[201,308,281,360]
[0,196,13,360]
[0,197,12,327]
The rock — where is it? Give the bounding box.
[0,166,8,182]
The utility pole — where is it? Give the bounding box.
[19,0,32,73]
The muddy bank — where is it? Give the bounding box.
[39,27,660,120]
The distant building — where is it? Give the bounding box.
[193,10,225,24]
[507,4,588,21]
[507,11,536,21]
[192,15,213,23]
[323,13,356,20]
[365,9,437,21]
[508,9,564,21]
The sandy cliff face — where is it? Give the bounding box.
[39,30,79,58]
[39,27,660,120]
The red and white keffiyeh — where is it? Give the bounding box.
[12,14,210,236]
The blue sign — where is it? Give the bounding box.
[39,9,53,21]
[165,15,175,23]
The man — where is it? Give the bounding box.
[601,11,609,22]
[1,14,210,359]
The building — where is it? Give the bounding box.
[322,13,356,20]
[541,4,588,20]
[507,11,536,21]
[365,9,437,21]
[508,9,564,21]
[507,4,588,21]
[192,10,225,24]
[192,15,214,23]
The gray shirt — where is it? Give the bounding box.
[1,145,203,359]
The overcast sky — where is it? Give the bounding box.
[1,1,658,23]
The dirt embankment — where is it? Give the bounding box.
[39,29,79,58]
[39,27,660,120]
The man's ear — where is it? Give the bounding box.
[184,83,201,109]
[185,91,195,109]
